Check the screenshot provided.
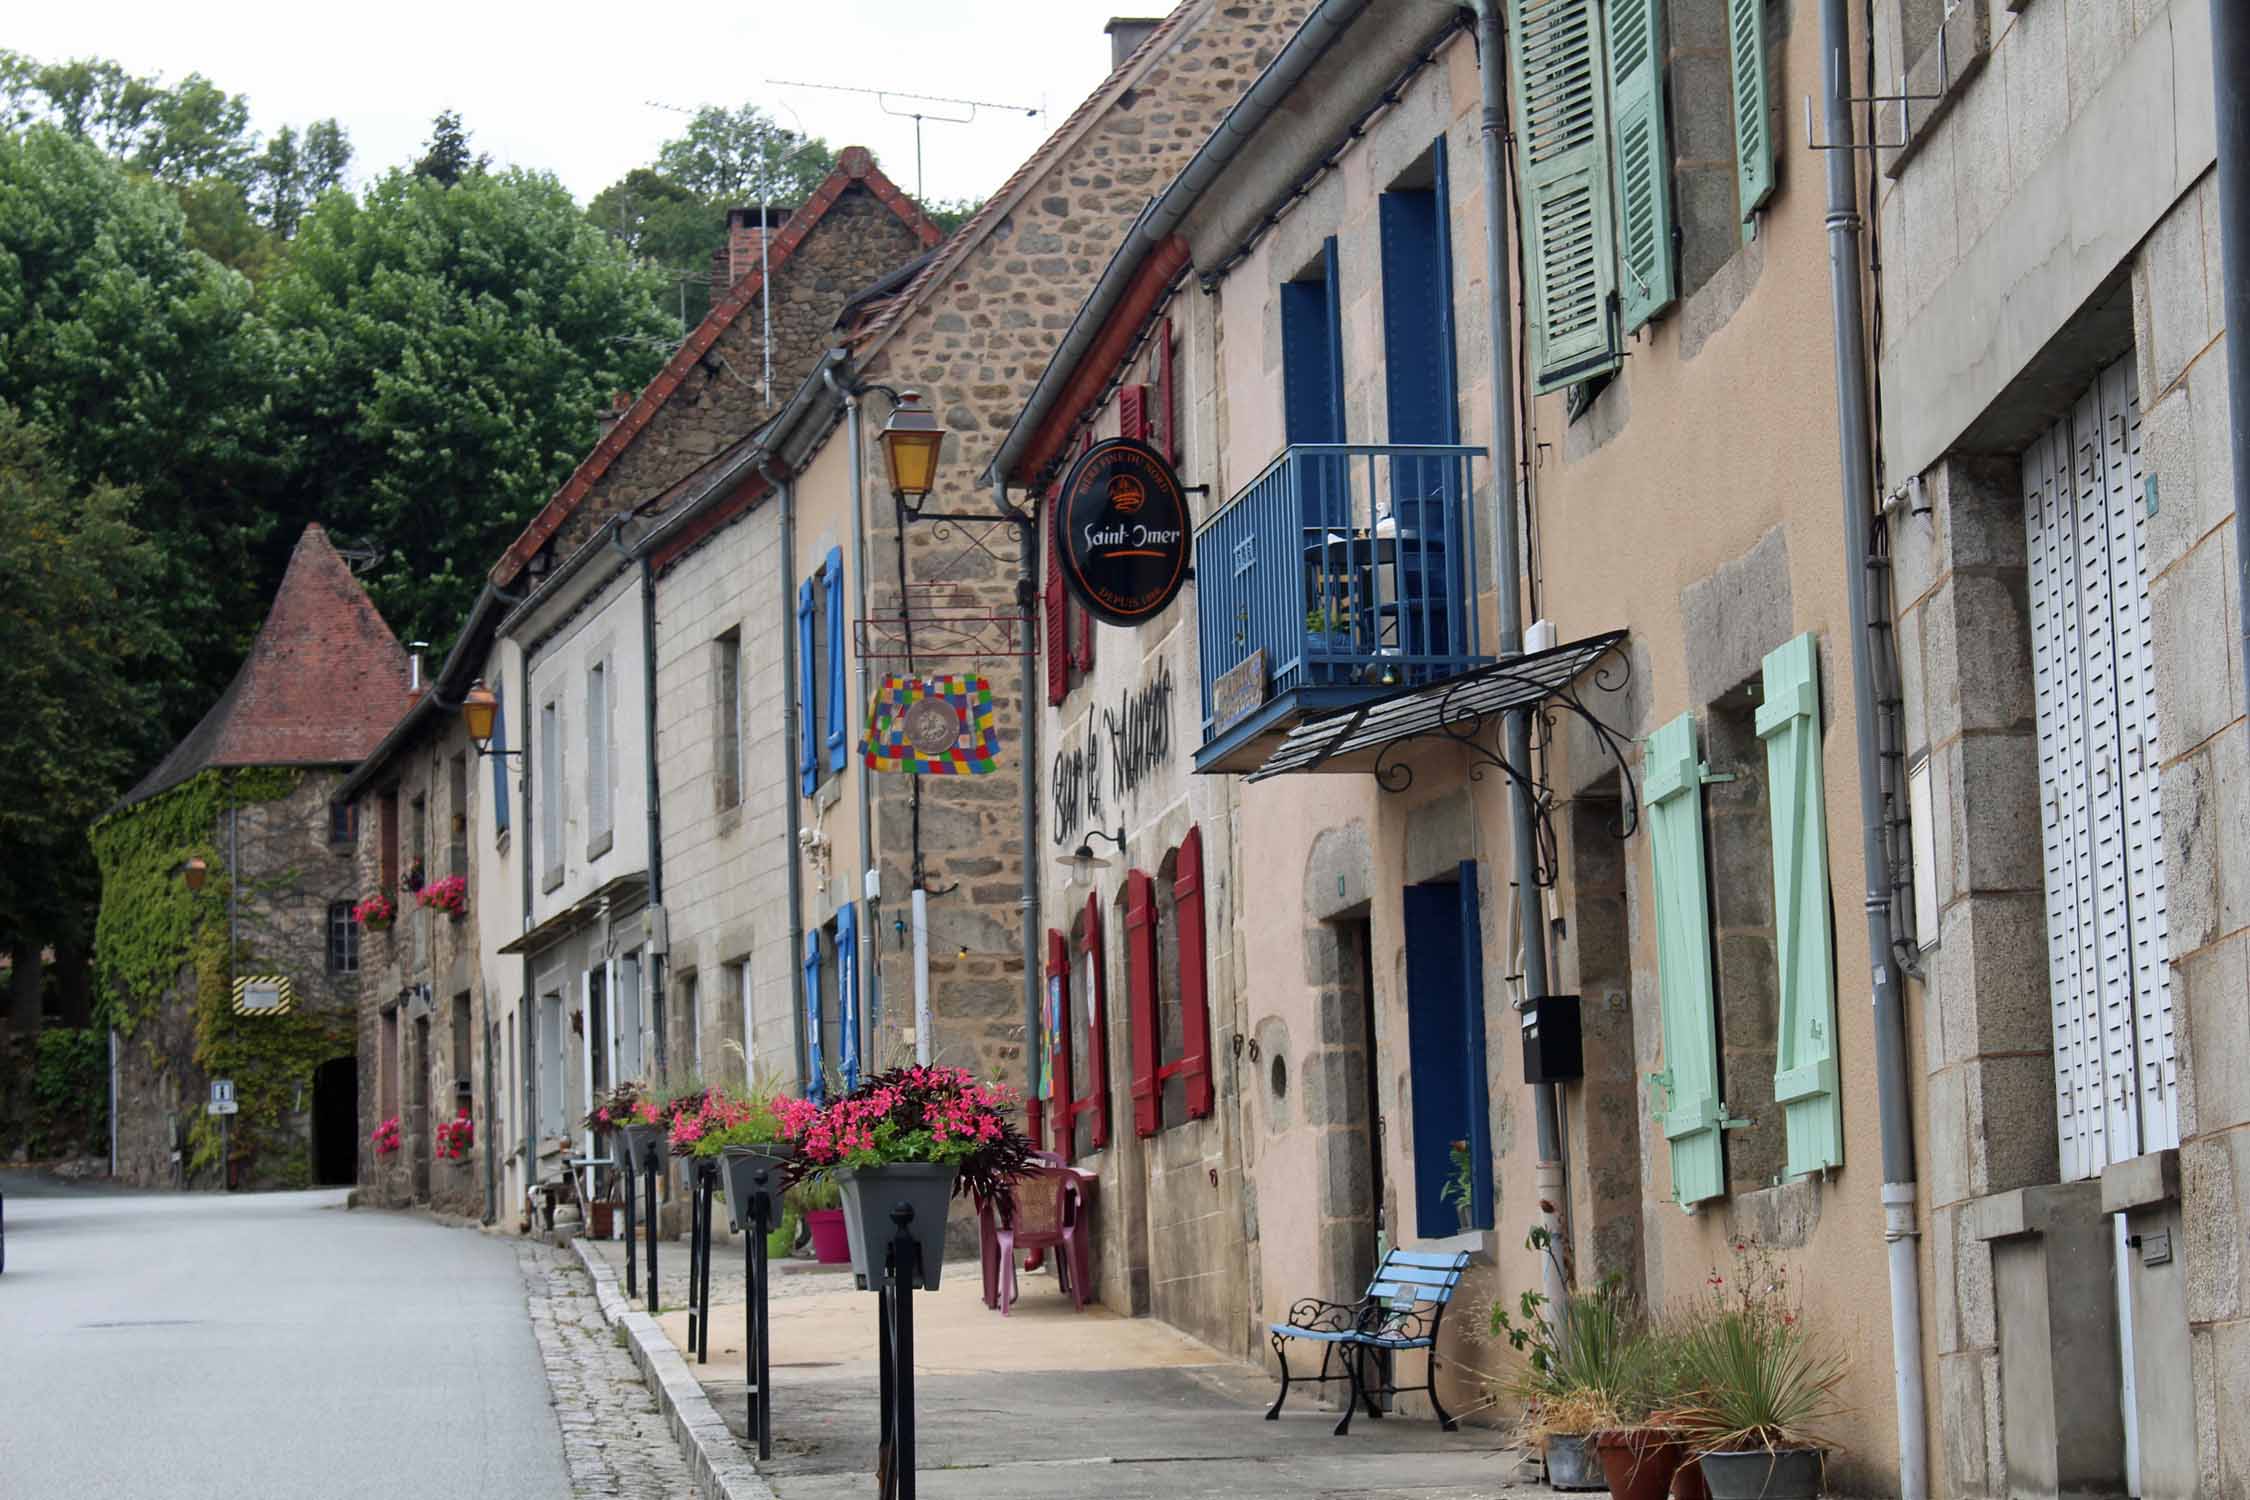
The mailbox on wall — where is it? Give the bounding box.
[1520,993,1583,1084]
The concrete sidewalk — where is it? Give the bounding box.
[582,1236,1542,1499]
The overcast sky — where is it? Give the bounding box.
[7,2,1157,207]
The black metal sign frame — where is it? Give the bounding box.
[1056,437,1191,627]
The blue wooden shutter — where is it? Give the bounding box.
[796,577,817,796]
[836,902,860,1092]
[1757,633,1842,1176]
[490,685,510,834]
[802,932,824,1102]
[1509,0,1622,391]
[1379,139,1461,447]
[1281,237,1348,528]
[1729,0,1774,223]
[1609,0,1677,332]
[1457,861,1494,1230]
[1645,711,1726,1205]
[824,548,847,774]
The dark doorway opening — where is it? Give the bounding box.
[311,1055,358,1185]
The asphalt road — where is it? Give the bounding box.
[0,1174,573,1500]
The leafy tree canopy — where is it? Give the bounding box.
[412,108,485,187]
[265,164,673,647]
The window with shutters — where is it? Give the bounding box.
[1703,679,1786,1193]
[1509,0,1622,390]
[797,576,819,796]
[1380,139,1462,448]
[1645,711,1726,1205]
[799,552,844,796]
[824,547,847,778]
[1281,238,1349,527]
[538,700,562,892]
[802,927,827,1101]
[1044,476,1096,706]
[1051,899,1110,1162]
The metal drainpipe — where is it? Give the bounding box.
[610,523,666,1075]
[1472,0,1569,1317]
[997,473,1041,1103]
[518,638,537,1220]
[826,366,884,1052]
[1816,0,1928,1492]
[2213,0,2250,742]
[768,462,811,1092]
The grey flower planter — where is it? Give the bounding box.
[1696,1448,1824,1500]
[836,1162,959,1292]
[619,1124,667,1175]
[1543,1432,1605,1491]
[720,1144,797,1233]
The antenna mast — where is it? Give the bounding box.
[764,79,1041,202]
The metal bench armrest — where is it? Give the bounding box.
[1280,1297,1365,1335]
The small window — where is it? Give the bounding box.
[379,789,400,893]
[587,660,612,846]
[538,700,562,890]
[330,801,358,845]
[328,902,359,974]
[716,631,744,809]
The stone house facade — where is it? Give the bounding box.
[1873,2,2235,1495]
[100,525,413,1192]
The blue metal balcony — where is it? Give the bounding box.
[1195,443,1490,773]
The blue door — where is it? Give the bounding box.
[1402,861,1493,1239]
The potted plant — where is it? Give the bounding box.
[1669,1244,1844,1500]
[434,1109,474,1162]
[672,1081,799,1233]
[353,894,396,933]
[787,1065,1035,1291]
[792,1174,850,1264]
[416,874,468,920]
[400,856,425,894]
[584,1081,662,1172]
[1442,1139,1474,1233]
[1495,1255,1656,1494]
[368,1115,402,1158]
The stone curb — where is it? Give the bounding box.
[573,1237,777,1500]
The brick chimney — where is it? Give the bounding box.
[711,204,795,291]
[1104,16,1163,71]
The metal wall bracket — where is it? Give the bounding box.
[1803,29,1950,152]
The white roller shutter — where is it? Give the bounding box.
[2024,353,2174,1182]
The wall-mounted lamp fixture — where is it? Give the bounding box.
[1057,827,1125,888]
[461,680,522,761]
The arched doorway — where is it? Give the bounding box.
[311,1055,358,1185]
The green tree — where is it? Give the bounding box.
[265,166,673,646]
[0,408,181,1024]
[412,109,483,186]
[250,120,354,239]
[653,105,833,203]
[0,126,290,730]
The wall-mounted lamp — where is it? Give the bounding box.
[1057,827,1125,888]
[461,679,522,761]
[877,389,945,514]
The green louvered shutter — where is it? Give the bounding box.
[1757,633,1843,1177]
[1646,711,1725,1206]
[1608,0,1676,332]
[1509,0,1621,391]
[1729,0,1774,224]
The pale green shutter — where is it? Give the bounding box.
[1730,0,1774,223]
[1608,0,1675,332]
[1509,0,1621,391]
[1646,711,1725,1206]
[1757,633,1843,1177]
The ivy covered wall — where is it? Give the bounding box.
[93,766,365,1189]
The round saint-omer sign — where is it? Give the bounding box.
[1056,437,1191,626]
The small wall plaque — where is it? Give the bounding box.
[1210,649,1268,737]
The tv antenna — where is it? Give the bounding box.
[765,79,1041,202]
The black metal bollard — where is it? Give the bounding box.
[745,1166,774,1460]
[879,1201,920,1500]
[622,1150,638,1300]
[687,1162,703,1352]
[696,1164,716,1363]
[644,1150,660,1315]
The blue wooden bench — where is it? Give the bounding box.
[1264,1247,1470,1435]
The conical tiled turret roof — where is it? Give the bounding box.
[118,525,416,808]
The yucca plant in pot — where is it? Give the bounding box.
[787,1065,1034,1291]
[1494,1233,1664,1494]
[1668,1244,1846,1500]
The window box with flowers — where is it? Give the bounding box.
[417,875,468,921]
[353,894,397,933]
[434,1110,475,1162]
[369,1115,403,1157]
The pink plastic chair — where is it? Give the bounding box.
[993,1166,1093,1315]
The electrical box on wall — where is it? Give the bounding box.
[640,903,669,958]
[1520,993,1583,1083]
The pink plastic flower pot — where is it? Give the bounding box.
[805,1208,851,1264]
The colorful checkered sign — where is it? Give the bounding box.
[861,673,1001,775]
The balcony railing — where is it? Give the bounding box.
[1195,443,1489,767]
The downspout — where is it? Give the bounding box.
[1818,1,1928,1494]
[826,365,884,1053]
[996,473,1042,1104]
[1471,0,1568,1322]
[518,639,537,1223]
[609,519,665,1074]
[769,461,811,1092]
[2212,0,2250,741]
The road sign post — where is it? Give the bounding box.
[207,1080,238,1191]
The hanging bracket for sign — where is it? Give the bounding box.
[1055,438,1192,627]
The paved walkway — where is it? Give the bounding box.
[520,1241,699,1498]
[583,1235,1544,1499]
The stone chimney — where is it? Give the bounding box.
[1104,16,1163,71]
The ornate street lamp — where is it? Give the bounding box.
[878,389,945,513]
[461,679,519,760]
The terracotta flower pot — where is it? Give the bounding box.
[1672,1455,1711,1500]
[1594,1428,1687,1500]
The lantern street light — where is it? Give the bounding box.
[878,389,945,513]
[1056,827,1125,888]
[462,679,521,760]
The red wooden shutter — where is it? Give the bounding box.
[1046,928,1072,1159]
[1043,499,1067,705]
[1083,892,1111,1149]
[1125,869,1160,1137]
[1174,827,1214,1120]
[1071,431,1095,672]
[1119,384,1148,442]
[1157,319,1179,463]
